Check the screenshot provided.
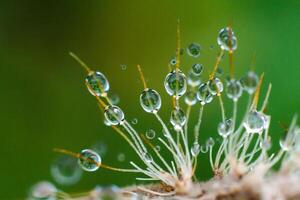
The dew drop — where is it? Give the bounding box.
[131,118,138,125]
[243,111,266,134]
[51,156,82,186]
[208,77,223,95]
[164,70,187,98]
[184,91,197,106]
[217,27,237,51]
[187,43,201,57]
[78,149,101,172]
[206,137,215,147]
[30,181,57,200]
[191,142,200,157]
[155,145,161,152]
[107,93,120,105]
[169,57,177,66]
[85,71,109,97]
[104,105,125,126]
[218,119,234,138]
[226,79,243,101]
[140,89,161,113]
[197,83,213,105]
[240,71,259,95]
[146,129,156,139]
[187,64,203,87]
[117,153,126,162]
[170,108,186,131]
[120,64,127,70]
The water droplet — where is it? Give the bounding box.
[131,118,138,125]
[217,27,237,51]
[197,83,213,105]
[226,79,243,101]
[187,64,203,87]
[200,145,209,153]
[78,149,101,172]
[208,77,223,95]
[240,71,259,94]
[191,142,200,157]
[117,153,126,162]
[164,70,187,98]
[206,137,215,147]
[218,119,234,138]
[187,43,201,57]
[85,71,109,97]
[155,145,161,152]
[169,57,177,66]
[120,64,127,70]
[243,111,266,134]
[30,181,57,199]
[51,156,82,186]
[170,108,186,131]
[104,105,125,126]
[107,93,120,105]
[140,89,161,113]
[143,152,153,163]
[184,91,197,106]
[146,129,156,139]
[104,118,111,126]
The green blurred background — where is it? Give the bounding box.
[1,0,300,199]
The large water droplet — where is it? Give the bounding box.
[197,83,213,105]
[226,79,243,101]
[140,89,161,113]
[240,71,259,95]
[170,108,186,131]
[208,77,223,95]
[78,149,101,172]
[243,111,266,134]
[85,71,109,97]
[164,70,187,98]
[217,27,237,51]
[218,119,234,138]
[51,156,82,186]
[187,43,201,57]
[104,105,125,126]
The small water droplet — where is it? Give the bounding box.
[208,77,223,95]
[117,153,126,162]
[243,111,266,134]
[240,71,259,95]
[217,27,237,51]
[155,145,161,152]
[170,108,186,131]
[120,64,127,70]
[226,79,243,101]
[197,83,213,105]
[206,137,215,147]
[85,71,110,97]
[185,91,197,106]
[78,149,101,172]
[146,129,156,139]
[218,119,234,138]
[187,43,201,57]
[107,93,120,105]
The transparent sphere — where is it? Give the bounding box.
[197,83,213,105]
[104,105,125,126]
[187,64,203,87]
[169,57,176,66]
[51,156,82,186]
[85,71,110,97]
[218,119,234,138]
[78,149,101,172]
[187,43,201,57]
[240,71,259,94]
[140,89,161,113]
[170,108,186,131]
[206,137,215,147]
[243,111,266,134]
[191,142,200,157]
[208,77,224,96]
[226,79,243,101]
[164,70,187,98]
[185,91,197,106]
[30,181,57,200]
[217,27,237,51]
